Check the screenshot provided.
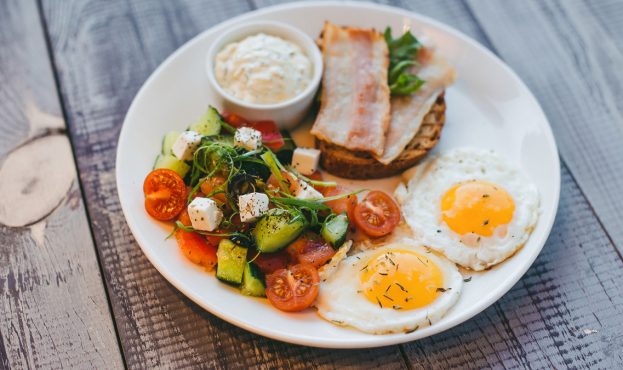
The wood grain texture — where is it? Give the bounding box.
[40,0,408,368]
[369,1,623,368]
[0,0,123,368]
[465,0,623,255]
[40,0,623,368]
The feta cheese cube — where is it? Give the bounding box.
[172,131,202,161]
[234,127,262,151]
[292,147,321,175]
[238,192,269,223]
[188,197,223,231]
[295,179,323,200]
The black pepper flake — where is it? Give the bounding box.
[395,282,408,292]
[378,272,388,276]
[392,305,402,310]
[483,219,489,226]
[436,229,441,233]
[436,287,451,293]
[463,277,472,283]
[482,194,490,198]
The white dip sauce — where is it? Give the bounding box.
[215,33,312,104]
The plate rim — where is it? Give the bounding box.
[116,0,561,348]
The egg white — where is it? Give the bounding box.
[315,241,463,334]
[400,147,540,271]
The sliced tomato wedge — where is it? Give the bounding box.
[286,232,336,268]
[267,170,300,195]
[175,212,218,270]
[306,171,328,192]
[322,185,358,221]
[253,250,290,274]
[353,191,400,237]
[251,121,284,151]
[222,112,285,151]
[265,264,319,312]
[200,176,228,204]
[143,169,187,221]
[221,112,249,127]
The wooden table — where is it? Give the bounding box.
[1,0,622,368]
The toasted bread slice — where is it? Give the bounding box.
[318,93,446,179]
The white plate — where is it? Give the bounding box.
[116,1,560,348]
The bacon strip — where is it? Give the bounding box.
[311,23,391,156]
[374,52,456,164]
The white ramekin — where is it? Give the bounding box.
[206,21,323,130]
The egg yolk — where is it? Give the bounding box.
[360,249,443,310]
[441,180,515,237]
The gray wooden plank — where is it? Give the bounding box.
[40,0,408,368]
[465,0,623,255]
[0,0,123,368]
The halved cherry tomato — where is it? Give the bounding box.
[200,176,228,204]
[222,112,284,151]
[175,212,218,270]
[267,170,300,194]
[322,185,358,221]
[253,250,290,274]
[286,232,336,268]
[265,264,319,312]
[353,191,400,237]
[143,169,187,221]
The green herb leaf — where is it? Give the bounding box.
[384,27,425,95]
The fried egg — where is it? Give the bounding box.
[400,147,539,271]
[316,241,462,334]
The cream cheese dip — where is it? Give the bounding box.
[214,33,312,105]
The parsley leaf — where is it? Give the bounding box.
[384,27,425,95]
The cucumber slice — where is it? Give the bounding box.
[252,209,306,253]
[189,107,222,136]
[162,131,181,155]
[241,263,266,297]
[216,239,247,285]
[154,154,190,178]
[321,213,349,248]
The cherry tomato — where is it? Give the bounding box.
[306,171,327,192]
[221,112,249,127]
[200,176,228,204]
[286,232,336,268]
[222,113,285,151]
[251,121,285,151]
[265,264,319,312]
[143,169,187,221]
[267,170,300,195]
[253,250,291,274]
[322,185,358,221]
[175,212,218,270]
[353,191,400,237]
